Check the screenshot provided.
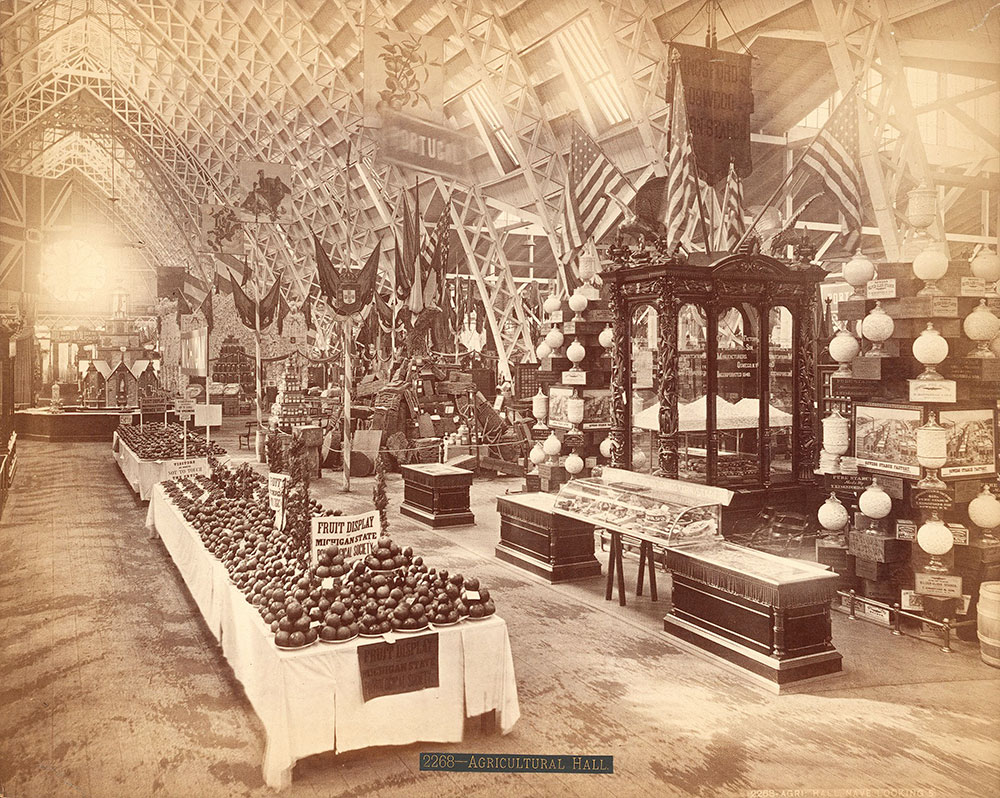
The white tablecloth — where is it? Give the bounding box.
[145,484,520,789]
[113,433,172,501]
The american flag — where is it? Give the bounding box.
[717,160,746,251]
[664,57,699,249]
[563,121,635,252]
[801,92,863,244]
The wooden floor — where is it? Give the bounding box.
[2,425,999,798]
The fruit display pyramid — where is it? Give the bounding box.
[270,359,310,428]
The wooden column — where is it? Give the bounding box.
[656,278,679,478]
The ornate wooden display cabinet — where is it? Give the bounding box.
[605,250,825,537]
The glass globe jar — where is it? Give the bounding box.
[912,245,948,296]
[911,323,949,380]
[632,448,647,471]
[529,442,546,467]
[568,290,589,320]
[817,493,849,532]
[544,327,564,350]
[971,246,1000,292]
[564,452,584,476]
[963,299,999,358]
[843,250,876,300]
[599,437,613,459]
[917,518,953,572]
[598,325,614,349]
[861,301,895,357]
[566,392,585,430]
[968,486,1000,545]
[859,479,892,533]
[566,339,586,370]
[542,294,562,316]
[829,328,860,376]
[535,340,552,360]
[542,431,562,461]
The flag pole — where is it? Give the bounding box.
[342,134,355,493]
[733,82,861,252]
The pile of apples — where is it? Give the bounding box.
[119,422,226,459]
[162,473,497,650]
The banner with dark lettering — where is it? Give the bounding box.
[358,634,439,701]
[667,43,753,184]
[378,110,469,180]
[310,511,382,566]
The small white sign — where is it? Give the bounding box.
[119,413,133,425]
[174,398,196,414]
[901,590,924,611]
[865,278,897,300]
[908,379,957,403]
[162,457,210,480]
[268,473,290,530]
[896,519,917,541]
[863,603,892,626]
[947,523,970,546]
[960,277,987,297]
[914,572,963,599]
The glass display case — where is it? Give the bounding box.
[553,467,734,546]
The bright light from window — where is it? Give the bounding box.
[469,84,520,168]
[558,18,630,126]
[40,239,108,302]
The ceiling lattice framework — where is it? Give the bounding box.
[2,0,997,368]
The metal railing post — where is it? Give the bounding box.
[892,602,902,636]
[848,589,858,620]
[941,618,953,653]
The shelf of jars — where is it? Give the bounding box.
[814,188,1000,639]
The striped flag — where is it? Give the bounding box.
[213,253,248,294]
[564,121,635,252]
[664,55,699,249]
[717,160,746,251]
[800,92,863,247]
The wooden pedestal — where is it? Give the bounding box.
[664,543,842,687]
[399,463,475,528]
[495,493,601,582]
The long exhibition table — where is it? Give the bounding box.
[113,432,176,501]
[145,484,520,789]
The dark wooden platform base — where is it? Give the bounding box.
[495,542,601,583]
[663,613,843,688]
[399,501,475,528]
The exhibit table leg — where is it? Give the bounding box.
[637,540,658,601]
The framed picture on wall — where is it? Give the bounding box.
[939,408,996,478]
[853,403,922,477]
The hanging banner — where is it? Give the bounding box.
[667,43,753,184]
[200,204,244,254]
[235,162,293,222]
[363,28,444,128]
[378,111,469,181]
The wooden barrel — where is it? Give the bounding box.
[977,582,1000,668]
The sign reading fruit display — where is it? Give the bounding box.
[358,634,439,701]
[310,511,380,567]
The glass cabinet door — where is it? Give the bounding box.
[715,303,761,487]
[767,305,796,484]
[629,304,658,473]
[677,303,708,484]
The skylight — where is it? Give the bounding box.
[468,83,520,172]
[557,17,630,127]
